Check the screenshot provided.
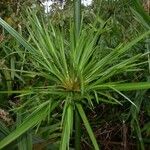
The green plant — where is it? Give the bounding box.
[122,1,150,149]
[1,9,150,150]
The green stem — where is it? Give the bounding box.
[75,109,81,150]
[74,0,81,37]
[74,0,81,149]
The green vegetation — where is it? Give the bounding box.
[0,0,150,149]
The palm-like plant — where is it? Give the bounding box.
[1,9,150,150]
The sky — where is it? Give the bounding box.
[42,0,93,13]
[82,0,92,6]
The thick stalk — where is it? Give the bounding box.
[74,0,81,37]
[75,109,81,150]
[74,0,81,150]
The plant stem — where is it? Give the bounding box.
[74,0,81,149]
[74,0,81,37]
[75,109,81,150]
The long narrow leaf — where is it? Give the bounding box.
[76,103,100,150]
[0,18,35,52]
[60,103,73,150]
[0,101,49,149]
[93,82,150,91]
